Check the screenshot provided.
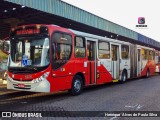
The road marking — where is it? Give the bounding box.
[125,104,138,108]
[136,104,143,110]
[109,116,118,120]
[125,104,143,110]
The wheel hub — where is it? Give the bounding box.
[74,80,81,92]
[123,74,126,81]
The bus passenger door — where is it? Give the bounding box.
[137,49,141,76]
[111,45,120,79]
[87,40,97,84]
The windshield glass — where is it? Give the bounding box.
[9,37,50,68]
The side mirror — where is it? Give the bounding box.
[1,40,10,55]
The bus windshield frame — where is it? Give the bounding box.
[8,26,50,73]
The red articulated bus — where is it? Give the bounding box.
[6,24,157,95]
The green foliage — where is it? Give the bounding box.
[0,50,8,62]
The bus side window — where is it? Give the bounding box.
[98,41,110,59]
[74,36,86,58]
[149,50,155,60]
[52,32,72,69]
[112,46,117,60]
[155,52,159,64]
[159,52,160,63]
[121,45,129,59]
[142,49,148,60]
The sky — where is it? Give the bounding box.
[62,0,160,42]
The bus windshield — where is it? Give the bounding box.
[9,37,50,68]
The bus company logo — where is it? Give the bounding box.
[2,112,11,117]
[136,17,147,28]
[25,75,32,79]
[138,17,145,24]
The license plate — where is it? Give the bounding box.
[17,84,25,88]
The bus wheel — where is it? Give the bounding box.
[146,69,150,78]
[70,75,83,96]
[120,71,127,84]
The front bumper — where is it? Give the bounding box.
[7,77,50,92]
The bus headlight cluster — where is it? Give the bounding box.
[34,72,49,83]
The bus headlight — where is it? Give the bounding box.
[156,65,159,69]
[34,72,49,83]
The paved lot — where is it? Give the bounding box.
[0,75,160,120]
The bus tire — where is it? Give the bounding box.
[146,69,150,78]
[120,71,127,84]
[69,75,83,96]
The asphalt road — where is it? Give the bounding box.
[0,75,160,120]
